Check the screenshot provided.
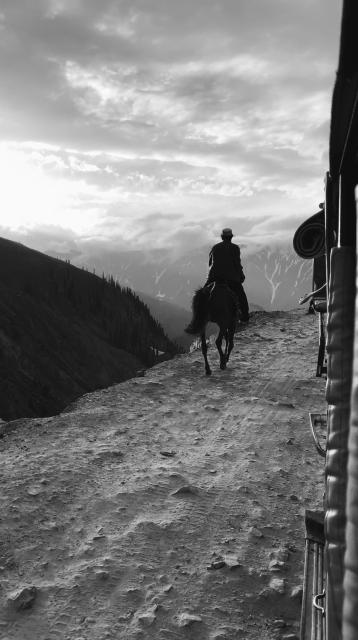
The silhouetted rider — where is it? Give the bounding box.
[185,228,249,334]
[205,228,249,321]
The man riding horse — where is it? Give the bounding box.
[185,228,250,335]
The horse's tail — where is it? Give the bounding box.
[191,287,210,332]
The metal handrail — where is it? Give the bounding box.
[299,283,327,305]
[309,413,327,458]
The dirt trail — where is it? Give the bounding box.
[0,310,325,640]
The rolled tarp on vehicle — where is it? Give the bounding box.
[293,210,325,259]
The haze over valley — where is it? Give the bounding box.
[49,241,313,313]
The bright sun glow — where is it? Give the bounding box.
[0,146,99,233]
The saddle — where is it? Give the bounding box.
[204,281,239,310]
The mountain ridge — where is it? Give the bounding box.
[0,237,181,420]
[65,243,313,311]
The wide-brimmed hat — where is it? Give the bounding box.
[221,228,233,237]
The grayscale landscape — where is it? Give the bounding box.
[0,1,340,638]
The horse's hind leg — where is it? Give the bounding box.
[201,331,211,376]
[216,329,226,370]
[224,329,229,360]
[226,327,235,362]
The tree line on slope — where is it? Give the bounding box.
[22,259,183,366]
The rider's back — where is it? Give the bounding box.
[208,241,244,283]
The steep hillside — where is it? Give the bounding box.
[0,237,180,420]
[0,309,325,640]
[70,244,312,311]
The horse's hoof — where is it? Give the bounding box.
[220,362,226,370]
[206,369,212,376]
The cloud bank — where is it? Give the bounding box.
[0,0,341,254]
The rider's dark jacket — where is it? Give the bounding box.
[207,240,245,283]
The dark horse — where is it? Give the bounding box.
[191,283,238,375]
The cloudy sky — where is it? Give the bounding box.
[0,0,342,256]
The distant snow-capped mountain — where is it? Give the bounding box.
[69,244,313,311]
[244,245,313,311]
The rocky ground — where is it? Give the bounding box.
[0,309,326,640]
